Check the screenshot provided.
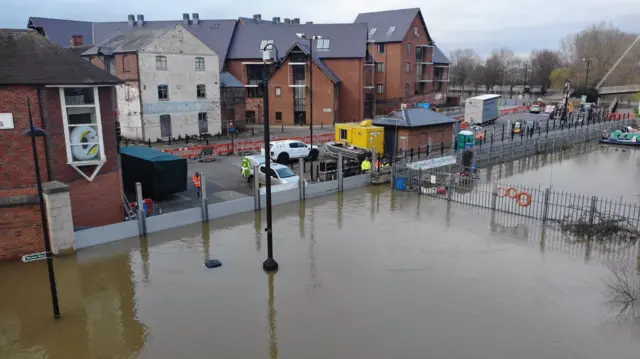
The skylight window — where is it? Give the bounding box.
[368,28,377,38]
[387,26,396,36]
[316,38,330,51]
[259,39,274,51]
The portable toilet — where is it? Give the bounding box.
[457,130,475,150]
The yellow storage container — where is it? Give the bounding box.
[335,120,385,152]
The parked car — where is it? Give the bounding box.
[261,140,319,163]
[240,154,300,187]
[529,104,541,114]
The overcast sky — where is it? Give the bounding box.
[3,0,639,57]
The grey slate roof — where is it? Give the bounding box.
[354,8,430,44]
[220,71,243,88]
[373,108,456,128]
[279,43,341,83]
[0,29,121,85]
[433,46,450,64]
[226,22,367,60]
[28,17,237,71]
[82,27,172,56]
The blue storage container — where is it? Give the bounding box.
[395,177,406,191]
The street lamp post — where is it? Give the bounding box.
[261,43,281,272]
[296,33,322,180]
[583,58,591,94]
[24,98,61,319]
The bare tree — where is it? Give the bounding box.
[529,49,562,94]
[505,55,525,97]
[449,48,481,91]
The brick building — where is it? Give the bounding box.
[355,8,450,113]
[0,29,122,259]
[225,20,369,125]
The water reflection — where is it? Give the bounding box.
[267,272,278,359]
[138,235,151,283]
[255,210,262,252]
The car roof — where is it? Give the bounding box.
[264,162,289,170]
[272,139,303,144]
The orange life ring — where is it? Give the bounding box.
[516,192,532,207]
[496,186,507,197]
[505,187,518,199]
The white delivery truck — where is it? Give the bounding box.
[464,94,501,126]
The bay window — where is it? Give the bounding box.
[59,87,106,165]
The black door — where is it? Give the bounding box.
[364,93,374,119]
[383,126,397,155]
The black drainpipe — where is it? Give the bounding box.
[37,87,53,182]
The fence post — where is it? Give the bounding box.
[372,146,377,173]
[491,182,498,211]
[253,165,260,210]
[136,182,146,236]
[338,152,344,192]
[588,196,598,225]
[446,174,454,202]
[200,174,209,222]
[298,157,305,200]
[542,188,550,221]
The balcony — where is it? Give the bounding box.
[243,64,267,87]
[415,63,433,83]
[434,65,449,82]
[415,45,433,64]
[288,63,307,88]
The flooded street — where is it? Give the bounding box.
[2,182,640,358]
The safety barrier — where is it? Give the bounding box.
[160,133,335,159]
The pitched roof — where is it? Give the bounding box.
[226,22,367,60]
[28,17,237,71]
[354,8,431,43]
[373,108,457,127]
[0,29,121,86]
[433,46,450,64]
[220,71,243,88]
[277,43,340,83]
[67,45,93,57]
[82,27,172,56]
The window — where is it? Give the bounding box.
[260,39,274,53]
[156,55,167,70]
[377,43,385,54]
[260,166,278,178]
[195,57,205,71]
[404,83,410,96]
[376,84,384,94]
[197,84,206,99]
[413,26,419,37]
[368,28,377,38]
[246,111,256,124]
[158,85,168,100]
[316,38,330,51]
[105,57,115,75]
[198,112,208,134]
[247,87,263,98]
[405,62,410,73]
[339,129,348,140]
[288,142,298,148]
[160,115,172,138]
[376,62,385,73]
[275,87,282,97]
[416,46,424,62]
[275,112,282,122]
[386,26,396,36]
[60,87,105,164]
[407,43,411,54]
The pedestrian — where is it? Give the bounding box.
[192,172,202,198]
[361,157,372,173]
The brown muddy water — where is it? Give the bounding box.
[2,154,640,358]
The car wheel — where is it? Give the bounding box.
[307,148,319,161]
[277,152,290,164]
[248,175,254,188]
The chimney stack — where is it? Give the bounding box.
[272,17,280,24]
[71,35,84,47]
[136,14,145,26]
[306,21,313,24]
[192,13,200,25]
[253,14,262,21]
[183,13,190,26]
[127,14,135,27]
[284,18,291,24]
[293,18,300,24]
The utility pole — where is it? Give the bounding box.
[523,64,528,97]
[583,58,591,94]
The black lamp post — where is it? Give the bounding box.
[261,43,281,272]
[24,98,61,319]
[296,33,322,180]
[583,58,591,94]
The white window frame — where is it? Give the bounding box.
[376,62,384,73]
[387,26,396,36]
[368,28,377,38]
[275,87,282,96]
[58,87,106,168]
[156,55,167,70]
[376,84,384,94]
[316,38,330,51]
[197,84,207,99]
[195,57,205,71]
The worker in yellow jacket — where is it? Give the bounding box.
[361,157,372,172]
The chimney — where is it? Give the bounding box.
[272,17,280,24]
[183,13,190,26]
[306,21,313,24]
[71,35,84,47]
[293,18,300,24]
[284,18,291,24]
[192,13,200,25]
[127,14,135,27]
[253,14,261,21]
[136,14,145,26]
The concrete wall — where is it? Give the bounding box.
[116,82,143,139]
[42,181,75,254]
[138,27,221,140]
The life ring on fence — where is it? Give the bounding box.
[496,186,507,197]
[505,187,518,199]
[70,125,100,161]
[516,192,532,207]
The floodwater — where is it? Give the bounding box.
[2,185,640,358]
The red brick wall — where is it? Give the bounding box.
[323,58,365,123]
[88,54,139,81]
[0,187,44,261]
[398,124,454,150]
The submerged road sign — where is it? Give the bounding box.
[22,251,48,263]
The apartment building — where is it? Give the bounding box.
[82,25,222,140]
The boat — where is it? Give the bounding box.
[599,128,640,146]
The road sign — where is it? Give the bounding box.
[22,252,48,263]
